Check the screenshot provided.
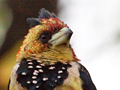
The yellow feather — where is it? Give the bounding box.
[54,78,83,90]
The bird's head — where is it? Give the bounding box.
[16,8,79,64]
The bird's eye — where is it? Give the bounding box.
[41,35,47,40]
[38,32,52,44]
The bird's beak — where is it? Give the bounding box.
[48,27,73,46]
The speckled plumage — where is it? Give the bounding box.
[16,58,71,90]
[8,8,97,90]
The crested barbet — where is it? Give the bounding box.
[8,8,97,90]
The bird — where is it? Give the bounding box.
[8,8,97,90]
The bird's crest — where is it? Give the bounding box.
[27,8,59,28]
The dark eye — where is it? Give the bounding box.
[41,35,47,40]
[39,32,52,44]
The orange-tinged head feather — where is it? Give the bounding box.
[16,8,79,63]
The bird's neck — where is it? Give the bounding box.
[16,45,79,64]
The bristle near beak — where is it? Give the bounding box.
[48,27,73,46]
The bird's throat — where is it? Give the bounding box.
[30,45,77,64]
